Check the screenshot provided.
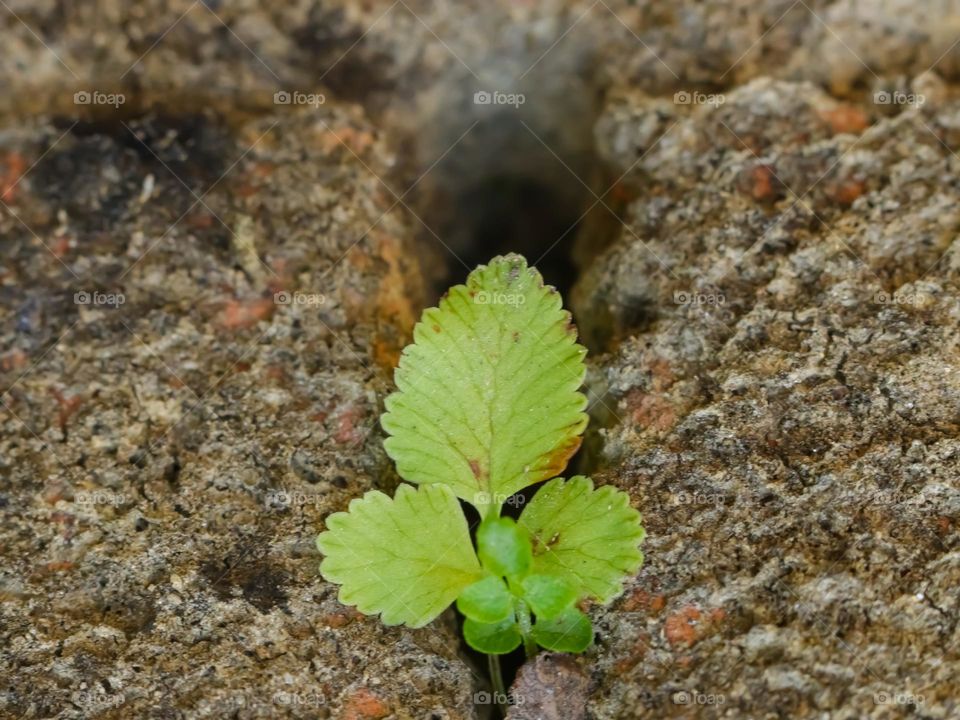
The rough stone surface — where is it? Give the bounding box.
[574,76,960,720]
[2,1,960,719]
[0,102,473,719]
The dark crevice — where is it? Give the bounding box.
[390,52,625,711]
[446,173,583,296]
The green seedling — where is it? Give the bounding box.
[316,254,645,703]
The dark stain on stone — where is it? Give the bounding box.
[101,590,158,637]
[200,552,290,613]
[292,7,395,107]
[32,114,231,246]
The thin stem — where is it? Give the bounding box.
[516,599,537,658]
[488,653,507,716]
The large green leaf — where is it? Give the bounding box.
[381,254,587,516]
[519,476,645,602]
[316,484,481,628]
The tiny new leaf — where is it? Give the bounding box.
[531,607,593,653]
[381,255,588,516]
[316,484,481,628]
[456,575,514,623]
[519,476,645,603]
[477,517,532,579]
[464,616,523,655]
[520,574,577,619]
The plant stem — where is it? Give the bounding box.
[488,653,507,716]
[516,599,537,659]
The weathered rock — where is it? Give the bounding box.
[0,99,475,718]
[506,653,592,720]
[576,76,960,719]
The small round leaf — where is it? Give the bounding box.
[464,617,523,655]
[456,576,514,623]
[477,517,532,579]
[520,574,577,619]
[531,607,593,653]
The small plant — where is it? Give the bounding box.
[316,254,644,703]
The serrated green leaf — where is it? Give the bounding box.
[477,517,532,579]
[519,476,645,602]
[381,254,588,516]
[464,616,523,655]
[456,575,514,623]
[531,607,593,653]
[520,574,577,619]
[316,484,481,628]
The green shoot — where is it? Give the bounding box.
[316,254,645,702]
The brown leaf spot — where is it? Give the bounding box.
[537,435,582,482]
